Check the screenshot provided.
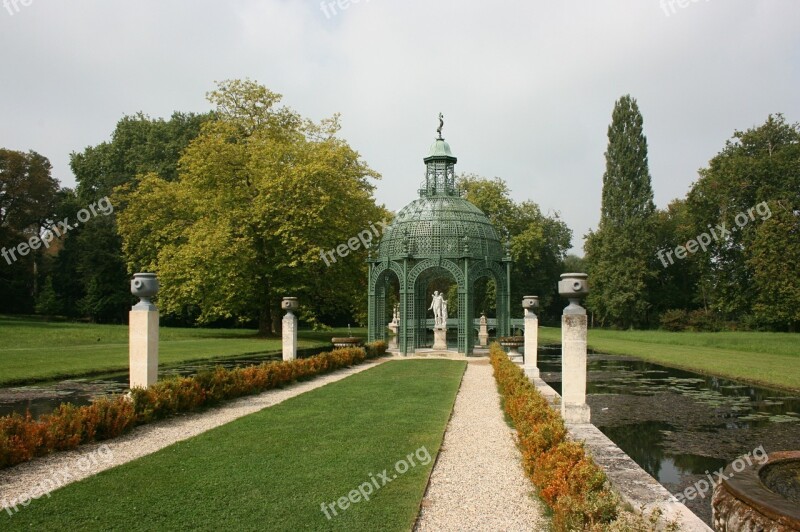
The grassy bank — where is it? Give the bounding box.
[0,316,358,385]
[538,327,800,391]
[2,360,466,531]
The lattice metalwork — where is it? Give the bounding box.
[367,134,512,355]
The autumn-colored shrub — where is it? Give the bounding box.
[490,343,619,531]
[43,403,84,451]
[0,340,389,470]
[83,396,137,441]
[0,413,46,468]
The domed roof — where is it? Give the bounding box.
[377,195,504,260]
[426,138,455,159]
[375,129,506,262]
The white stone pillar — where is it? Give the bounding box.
[282,297,299,361]
[129,273,159,389]
[559,274,591,424]
[523,296,540,378]
[478,313,489,346]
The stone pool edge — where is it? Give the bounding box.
[530,375,713,532]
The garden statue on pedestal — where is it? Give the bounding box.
[429,291,445,329]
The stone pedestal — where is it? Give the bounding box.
[523,312,539,378]
[129,273,159,389]
[562,313,590,424]
[282,313,298,361]
[559,274,590,425]
[129,309,159,389]
[508,346,523,364]
[478,314,489,346]
[432,328,447,350]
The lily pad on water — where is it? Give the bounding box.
[768,415,800,423]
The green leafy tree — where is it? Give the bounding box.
[457,174,572,322]
[748,202,800,331]
[562,254,586,274]
[685,114,800,327]
[585,95,657,328]
[63,112,210,322]
[0,149,60,313]
[651,199,703,315]
[35,275,62,316]
[116,80,388,334]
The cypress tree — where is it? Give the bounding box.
[585,95,657,328]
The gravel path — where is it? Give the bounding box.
[415,359,545,532]
[0,358,388,509]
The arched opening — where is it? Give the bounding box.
[418,269,457,349]
[370,265,402,344]
[472,276,498,345]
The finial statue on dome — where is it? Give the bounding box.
[437,113,444,140]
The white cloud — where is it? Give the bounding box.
[1,0,798,253]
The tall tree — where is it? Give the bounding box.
[63,111,210,322]
[0,149,60,313]
[748,202,800,331]
[686,114,800,328]
[116,80,388,334]
[585,95,657,328]
[651,199,703,315]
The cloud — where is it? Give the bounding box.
[1,0,798,253]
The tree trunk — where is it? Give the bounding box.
[258,308,271,337]
[272,312,280,335]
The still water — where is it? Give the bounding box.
[538,346,800,525]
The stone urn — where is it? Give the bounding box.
[499,336,524,363]
[712,450,800,531]
[558,273,589,314]
[522,296,539,314]
[281,297,299,313]
[131,273,159,310]
[331,337,363,348]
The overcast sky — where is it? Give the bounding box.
[1,1,798,254]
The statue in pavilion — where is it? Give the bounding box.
[429,291,444,328]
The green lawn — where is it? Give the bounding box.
[0,316,359,385]
[538,327,800,391]
[2,360,466,531]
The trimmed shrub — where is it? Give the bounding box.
[490,343,619,531]
[0,341,389,470]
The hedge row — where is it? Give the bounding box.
[489,343,619,531]
[0,341,388,470]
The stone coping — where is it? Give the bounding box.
[720,450,800,527]
[530,377,712,531]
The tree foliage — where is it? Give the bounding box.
[585,95,657,328]
[684,114,800,329]
[59,111,211,322]
[0,149,60,313]
[457,174,572,322]
[115,80,388,334]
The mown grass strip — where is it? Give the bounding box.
[2,360,466,531]
[538,327,800,391]
[0,316,361,385]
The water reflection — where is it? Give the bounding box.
[538,346,800,525]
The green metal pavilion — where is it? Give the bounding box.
[367,123,512,355]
